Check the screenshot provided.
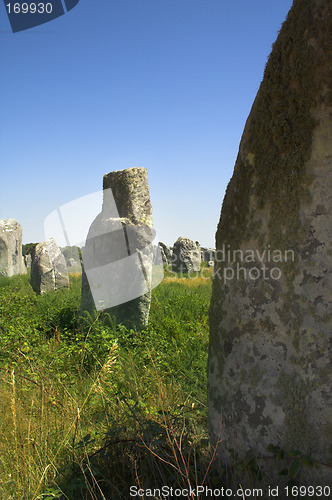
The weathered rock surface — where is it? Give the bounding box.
[172,237,201,273]
[158,242,173,266]
[81,167,155,330]
[158,245,167,266]
[201,247,215,262]
[0,219,27,277]
[24,254,32,269]
[208,0,332,486]
[30,238,69,294]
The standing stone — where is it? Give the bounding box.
[24,254,32,269]
[66,258,78,267]
[158,244,168,266]
[30,237,69,294]
[158,242,173,266]
[61,245,81,264]
[0,219,26,277]
[208,0,332,486]
[81,167,155,330]
[172,237,201,273]
[201,247,215,262]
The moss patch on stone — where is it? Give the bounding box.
[216,0,317,252]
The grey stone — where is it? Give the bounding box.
[0,219,27,277]
[172,237,201,273]
[208,0,332,486]
[158,242,173,266]
[152,244,159,261]
[158,245,167,266]
[66,258,78,267]
[81,167,155,330]
[24,254,32,269]
[30,237,69,294]
[201,247,215,262]
[61,245,81,264]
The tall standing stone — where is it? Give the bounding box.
[172,237,201,273]
[208,0,332,485]
[0,219,27,277]
[24,254,32,270]
[201,247,215,263]
[81,167,155,330]
[158,242,173,266]
[30,238,69,294]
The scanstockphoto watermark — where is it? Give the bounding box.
[214,244,295,283]
[129,484,267,497]
[129,484,331,498]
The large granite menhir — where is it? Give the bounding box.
[0,219,27,277]
[208,0,332,486]
[30,238,69,294]
[81,167,155,330]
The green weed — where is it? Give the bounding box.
[0,272,213,499]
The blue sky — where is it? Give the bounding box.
[0,0,293,247]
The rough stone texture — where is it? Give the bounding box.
[0,219,27,277]
[81,167,155,330]
[201,247,215,262]
[172,237,201,273]
[158,244,167,266]
[158,242,173,266]
[24,254,32,269]
[208,0,332,486]
[30,238,69,294]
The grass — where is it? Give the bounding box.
[0,269,216,500]
[0,270,315,498]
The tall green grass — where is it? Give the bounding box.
[0,271,214,499]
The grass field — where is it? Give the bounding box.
[0,269,216,499]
